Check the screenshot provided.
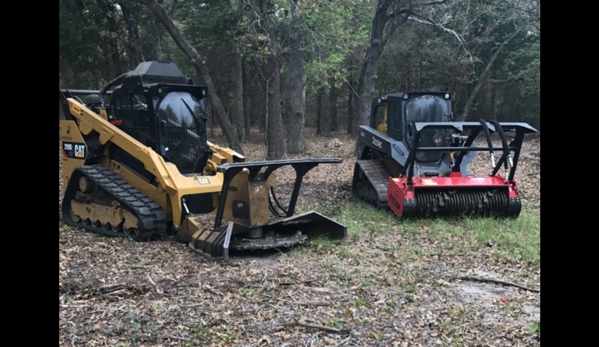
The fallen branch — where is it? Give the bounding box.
[161,334,191,341]
[60,304,90,308]
[178,303,204,308]
[282,321,350,335]
[147,274,164,294]
[204,286,224,296]
[285,300,330,306]
[98,283,125,294]
[453,276,540,293]
[329,336,352,347]
[262,294,332,306]
[102,289,126,296]
[278,279,321,286]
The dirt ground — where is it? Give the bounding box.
[59,128,540,347]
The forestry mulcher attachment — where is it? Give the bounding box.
[59,60,346,261]
[352,92,537,219]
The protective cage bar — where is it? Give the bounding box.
[402,121,537,184]
[214,158,342,228]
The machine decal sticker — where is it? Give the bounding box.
[197,177,210,185]
[62,142,87,159]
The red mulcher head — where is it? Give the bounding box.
[387,120,537,219]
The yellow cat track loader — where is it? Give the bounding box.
[59,60,346,260]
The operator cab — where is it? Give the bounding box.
[155,90,209,173]
[102,61,211,176]
[374,92,453,162]
[403,93,453,162]
[367,92,456,177]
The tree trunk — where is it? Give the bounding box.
[346,53,357,135]
[329,77,339,132]
[263,56,286,159]
[233,52,245,142]
[286,0,305,154]
[119,1,143,67]
[95,0,124,79]
[491,70,496,120]
[317,87,331,137]
[133,0,244,154]
[242,59,252,139]
[151,0,164,60]
[256,75,266,133]
[347,85,354,135]
[232,0,245,142]
[355,0,443,131]
[356,1,392,129]
[261,0,286,159]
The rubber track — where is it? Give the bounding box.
[352,160,391,209]
[61,165,167,241]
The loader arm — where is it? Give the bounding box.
[60,91,228,229]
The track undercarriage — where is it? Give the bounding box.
[61,165,168,240]
[351,160,390,210]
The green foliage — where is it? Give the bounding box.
[336,201,540,266]
[528,322,540,338]
[335,202,399,238]
[59,0,540,131]
[330,317,348,328]
[300,0,372,93]
[354,298,366,308]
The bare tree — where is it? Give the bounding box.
[354,0,447,134]
[329,76,340,132]
[118,1,143,67]
[259,0,286,159]
[406,0,540,120]
[233,0,246,142]
[459,24,527,121]
[131,0,244,154]
[317,87,331,136]
[233,51,246,142]
[286,0,306,154]
[242,60,253,138]
[150,0,166,60]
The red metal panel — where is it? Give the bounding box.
[387,177,405,217]
[410,176,508,188]
[387,175,521,202]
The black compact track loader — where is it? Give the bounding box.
[352,92,537,219]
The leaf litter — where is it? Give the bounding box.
[59,129,540,346]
